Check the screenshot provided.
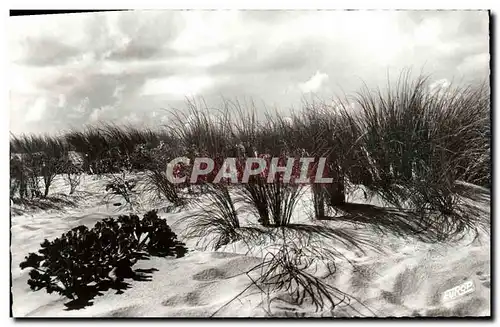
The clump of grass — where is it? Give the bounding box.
[240,178,305,227]
[183,183,243,250]
[10,134,68,198]
[248,241,349,315]
[65,124,174,174]
[350,70,490,240]
[167,98,236,158]
[210,225,380,317]
[144,169,186,209]
[65,126,109,174]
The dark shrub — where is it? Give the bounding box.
[20,210,187,301]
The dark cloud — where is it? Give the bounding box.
[107,43,179,61]
[454,11,490,36]
[207,38,326,76]
[240,10,303,23]
[42,69,177,131]
[15,37,81,66]
[107,11,184,61]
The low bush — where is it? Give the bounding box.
[19,210,187,301]
[62,160,83,195]
[104,170,138,210]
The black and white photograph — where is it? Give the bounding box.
[9,9,491,318]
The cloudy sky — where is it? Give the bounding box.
[9,10,489,135]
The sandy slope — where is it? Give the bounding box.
[10,174,491,317]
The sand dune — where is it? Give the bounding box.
[10,175,490,317]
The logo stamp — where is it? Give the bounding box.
[442,280,475,302]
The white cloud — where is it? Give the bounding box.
[140,75,214,98]
[414,18,442,46]
[66,97,90,120]
[89,108,101,122]
[187,51,231,67]
[122,112,140,124]
[457,53,490,75]
[9,66,39,94]
[89,105,113,122]
[429,78,451,93]
[171,10,244,52]
[58,94,66,108]
[112,85,125,100]
[25,98,46,122]
[299,71,329,93]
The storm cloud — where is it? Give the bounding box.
[9,10,490,134]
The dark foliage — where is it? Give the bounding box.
[20,210,187,302]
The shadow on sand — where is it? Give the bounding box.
[320,196,488,243]
[10,195,79,216]
[63,267,159,311]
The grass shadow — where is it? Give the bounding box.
[321,201,487,243]
[454,182,490,203]
[11,195,78,216]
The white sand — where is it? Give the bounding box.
[11,175,490,317]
